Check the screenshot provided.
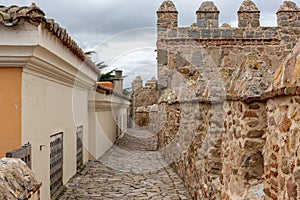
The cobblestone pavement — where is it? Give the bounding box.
[59,128,191,200]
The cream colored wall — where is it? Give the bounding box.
[22,72,90,199]
[0,22,130,200]
[88,91,130,159]
[6,23,98,200]
[95,110,116,157]
[88,91,116,159]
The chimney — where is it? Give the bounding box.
[113,70,123,94]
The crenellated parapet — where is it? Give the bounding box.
[238,0,260,28]
[131,76,158,128]
[157,0,300,38]
[131,76,143,92]
[196,1,219,29]
[157,0,178,31]
[156,1,300,199]
[157,0,300,95]
[276,1,300,27]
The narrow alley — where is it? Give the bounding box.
[59,129,191,199]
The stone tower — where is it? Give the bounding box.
[238,0,260,28]
[131,76,143,92]
[157,0,178,31]
[196,1,219,28]
[145,77,158,90]
[276,1,300,27]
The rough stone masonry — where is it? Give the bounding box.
[153,0,300,199]
[131,76,158,127]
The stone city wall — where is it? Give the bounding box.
[154,0,300,199]
[131,76,158,127]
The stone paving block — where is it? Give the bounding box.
[59,128,191,199]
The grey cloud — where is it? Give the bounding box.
[0,0,294,86]
[1,0,286,41]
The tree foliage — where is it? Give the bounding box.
[85,51,114,82]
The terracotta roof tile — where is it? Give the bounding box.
[0,3,99,74]
[97,81,114,90]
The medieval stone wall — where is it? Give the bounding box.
[131,76,158,127]
[157,1,300,96]
[264,96,300,200]
[155,0,300,199]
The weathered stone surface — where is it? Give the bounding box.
[131,77,158,128]
[0,158,41,200]
[287,177,297,199]
[156,1,300,199]
[279,114,292,132]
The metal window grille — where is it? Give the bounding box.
[6,143,32,169]
[76,126,83,169]
[50,133,63,197]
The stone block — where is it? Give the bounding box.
[175,54,189,68]
[157,49,168,65]
[197,20,208,28]
[178,28,188,37]
[243,111,258,118]
[0,158,41,200]
[279,114,291,132]
[265,31,272,38]
[201,29,211,38]
[251,20,260,28]
[292,20,300,27]
[210,20,219,28]
[233,29,244,38]
[158,78,168,88]
[246,30,254,38]
[212,29,220,38]
[191,51,204,67]
[287,177,298,199]
[221,29,233,38]
[188,29,200,38]
[238,20,248,28]
[244,139,264,149]
[255,31,263,38]
[246,130,264,138]
[167,29,177,38]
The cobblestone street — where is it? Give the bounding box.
[59,129,191,199]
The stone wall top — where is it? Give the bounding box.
[197,1,219,13]
[277,1,300,13]
[0,158,41,199]
[158,0,178,13]
[238,0,260,13]
[158,0,300,30]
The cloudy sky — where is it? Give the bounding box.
[2,0,286,87]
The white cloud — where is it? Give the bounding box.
[0,0,291,85]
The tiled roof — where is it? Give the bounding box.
[97,81,114,90]
[0,3,99,74]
